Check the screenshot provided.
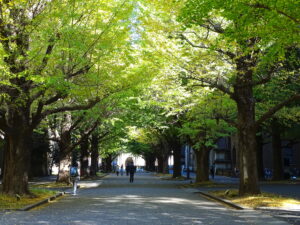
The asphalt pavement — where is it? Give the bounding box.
[0,173,291,225]
[189,173,300,225]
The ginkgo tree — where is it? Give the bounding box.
[177,0,300,195]
[179,90,236,182]
[0,0,144,195]
[137,0,300,195]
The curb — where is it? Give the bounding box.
[19,192,65,211]
[0,174,108,212]
[194,191,244,210]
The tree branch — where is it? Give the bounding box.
[252,74,273,86]
[251,65,277,86]
[206,19,225,33]
[245,3,300,24]
[180,33,208,49]
[213,113,237,127]
[41,97,100,118]
[255,94,300,128]
[30,89,45,102]
[98,131,110,140]
[79,0,128,60]
[66,65,91,78]
[44,93,66,106]
[69,115,85,132]
[0,84,18,95]
[180,33,236,59]
[31,93,66,128]
[69,119,100,152]
[186,73,234,98]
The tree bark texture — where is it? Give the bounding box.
[80,136,90,178]
[103,155,112,172]
[90,134,99,176]
[172,143,182,178]
[56,156,72,184]
[157,155,164,173]
[235,60,260,195]
[195,147,209,182]
[161,138,170,174]
[3,132,32,195]
[236,82,260,195]
[145,153,156,171]
[162,155,169,174]
[56,114,72,183]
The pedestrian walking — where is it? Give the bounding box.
[128,163,136,183]
[120,164,124,176]
[70,163,80,195]
[126,164,129,176]
[116,165,120,176]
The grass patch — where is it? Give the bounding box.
[96,172,107,177]
[162,176,186,181]
[154,173,172,177]
[209,189,300,208]
[181,181,226,188]
[0,188,57,210]
[32,182,72,189]
[260,179,300,185]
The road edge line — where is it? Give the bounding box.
[195,191,244,210]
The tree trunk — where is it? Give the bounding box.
[157,155,164,173]
[236,90,260,195]
[56,155,71,183]
[103,155,112,172]
[2,131,32,195]
[172,144,182,178]
[238,122,260,195]
[160,138,170,174]
[90,134,99,176]
[145,153,156,171]
[195,147,209,182]
[162,155,169,174]
[56,114,72,183]
[80,136,90,178]
[271,119,283,180]
[234,55,260,195]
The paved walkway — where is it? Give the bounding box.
[0,173,291,225]
[185,173,300,225]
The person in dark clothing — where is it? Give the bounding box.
[126,164,129,176]
[128,163,136,183]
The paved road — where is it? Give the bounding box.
[187,174,300,225]
[0,173,290,225]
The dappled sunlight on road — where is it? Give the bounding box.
[78,180,104,188]
[0,173,290,225]
[89,194,227,211]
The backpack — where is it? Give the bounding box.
[70,167,78,177]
